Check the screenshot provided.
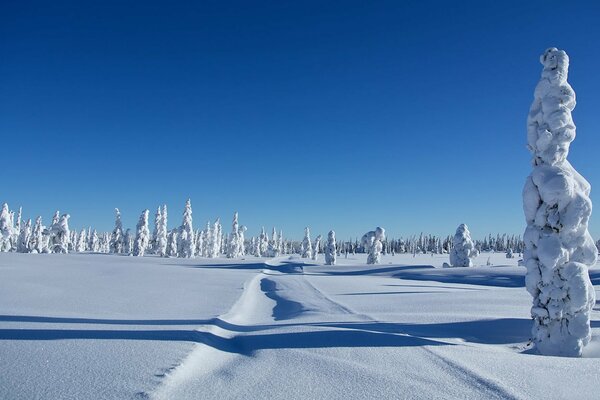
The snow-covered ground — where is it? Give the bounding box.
[1,252,599,399]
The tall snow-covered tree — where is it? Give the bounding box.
[523,48,597,357]
[259,227,268,256]
[123,229,133,255]
[301,227,312,258]
[152,206,162,253]
[30,216,45,253]
[166,230,178,257]
[449,224,477,267]
[267,227,280,257]
[312,234,322,261]
[155,205,168,257]
[133,210,150,257]
[325,230,337,265]
[227,212,243,258]
[77,228,87,252]
[110,208,124,254]
[207,218,221,258]
[0,203,13,252]
[17,219,32,253]
[179,199,195,258]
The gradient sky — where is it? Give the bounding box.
[1,0,600,240]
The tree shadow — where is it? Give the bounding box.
[392,269,525,288]
[0,325,449,356]
[310,318,532,345]
[0,315,257,332]
[309,265,434,276]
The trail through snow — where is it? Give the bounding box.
[150,258,545,400]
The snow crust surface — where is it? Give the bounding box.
[1,252,600,399]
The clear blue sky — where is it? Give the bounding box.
[1,0,599,240]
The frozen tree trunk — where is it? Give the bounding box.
[301,227,312,258]
[449,224,477,267]
[523,48,597,357]
[325,230,337,265]
[133,210,150,257]
[110,208,124,254]
[179,199,195,258]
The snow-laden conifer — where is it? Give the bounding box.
[30,217,45,253]
[77,228,87,252]
[110,208,124,254]
[227,212,243,258]
[0,203,13,252]
[449,224,477,267]
[17,219,32,253]
[48,214,70,254]
[365,227,385,264]
[123,229,133,255]
[155,205,168,257]
[523,48,597,356]
[167,230,178,257]
[133,210,150,257]
[152,206,162,253]
[325,230,337,265]
[89,229,99,252]
[312,234,322,261]
[301,227,312,258]
[179,199,195,258]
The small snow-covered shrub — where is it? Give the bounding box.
[449,224,477,267]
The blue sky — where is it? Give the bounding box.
[1,0,600,240]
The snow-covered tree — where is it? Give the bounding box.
[133,210,150,257]
[152,206,162,253]
[259,227,268,256]
[301,227,312,258]
[179,199,195,258]
[523,48,597,357]
[267,227,280,257]
[325,230,337,265]
[110,208,124,254]
[17,219,32,253]
[365,227,385,264]
[449,224,477,267]
[0,203,13,252]
[312,234,322,261]
[227,212,243,258]
[88,229,99,252]
[30,217,45,253]
[206,218,221,258]
[47,214,70,254]
[166,230,178,257]
[77,228,87,252]
[123,229,133,255]
[155,205,168,257]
